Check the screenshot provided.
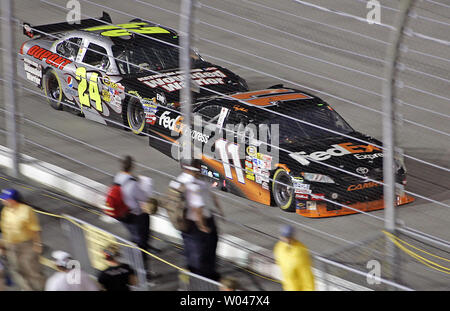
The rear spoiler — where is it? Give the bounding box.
[23,11,112,38]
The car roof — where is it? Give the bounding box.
[228,88,315,107]
[195,88,325,116]
[80,21,178,45]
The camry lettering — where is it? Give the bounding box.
[347,181,381,191]
[26,45,72,70]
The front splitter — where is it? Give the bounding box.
[296,194,415,218]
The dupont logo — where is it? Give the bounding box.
[26,45,73,70]
[347,181,381,191]
[289,142,381,165]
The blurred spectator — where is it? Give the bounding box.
[273,225,315,291]
[114,156,153,276]
[220,276,241,291]
[0,188,45,290]
[0,258,4,291]
[45,250,98,291]
[98,244,137,291]
[174,159,224,281]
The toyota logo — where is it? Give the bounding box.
[356,167,369,175]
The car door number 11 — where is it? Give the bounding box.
[75,67,102,112]
[215,139,245,184]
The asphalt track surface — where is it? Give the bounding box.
[0,0,449,288]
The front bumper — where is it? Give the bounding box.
[294,192,414,218]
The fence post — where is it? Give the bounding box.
[1,0,20,178]
[179,0,198,162]
[382,0,415,286]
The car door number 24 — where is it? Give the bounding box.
[75,67,102,112]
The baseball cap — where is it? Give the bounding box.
[52,250,72,267]
[0,188,20,201]
[280,225,295,238]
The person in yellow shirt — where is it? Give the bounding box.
[0,188,45,290]
[273,224,315,291]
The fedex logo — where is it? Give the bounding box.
[159,111,184,133]
[289,143,381,166]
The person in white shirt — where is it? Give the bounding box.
[176,159,224,281]
[45,250,98,291]
[114,156,153,275]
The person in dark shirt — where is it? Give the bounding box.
[98,244,137,291]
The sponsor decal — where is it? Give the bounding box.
[356,167,369,175]
[67,76,73,88]
[26,45,72,70]
[217,107,229,128]
[85,23,170,37]
[201,167,208,176]
[246,173,255,181]
[25,72,40,84]
[261,170,270,182]
[293,181,310,193]
[354,153,383,160]
[159,111,209,143]
[295,193,309,200]
[143,101,158,125]
[102,89,111,102]
[289,142,382,165]
[137,67,227,92]
[296,202,306,209]
[159,111,184,132]
[246,145,257,157]
[233,105,248,113]
[347,181,381,191]
[295,188,312,194]
[23,58,42,84]
[310,193,325,201]
[262,181,269,190]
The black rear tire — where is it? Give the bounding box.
[126,97,146,134]
[42,69,63,110]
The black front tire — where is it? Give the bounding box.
[272,168,296,212]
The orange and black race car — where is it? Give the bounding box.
[147,86,414,217]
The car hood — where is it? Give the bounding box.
[281,133,384,179]
[119,64,247,102]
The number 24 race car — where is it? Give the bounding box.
[18,12,248,134]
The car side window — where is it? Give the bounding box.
[82,43,109,70]
[226,110,258,141]
[227,111,250,127]
[56,37,81,60]
[196,105,223,124]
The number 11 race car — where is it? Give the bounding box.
[147,86,414,217]
[18,12,248,134]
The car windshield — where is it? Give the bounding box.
[112,44,203,75]
[262,104,354,143]
[112,44,181,74]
